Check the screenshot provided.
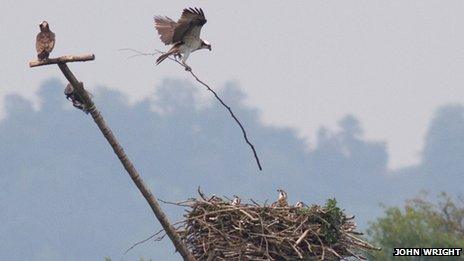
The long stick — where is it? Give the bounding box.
[185,68,263,171]
[30,57,196,261]
[120,48,263,171]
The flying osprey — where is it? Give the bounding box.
[36,21,55,60]
[154,7,211,71]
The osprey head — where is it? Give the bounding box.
[201,40,212,51]
[39,21,50,31]
[232,195,241,205]
[277,189,287,200]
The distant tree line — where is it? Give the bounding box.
[367,192,464,260]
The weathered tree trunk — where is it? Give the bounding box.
[30,57,195,261]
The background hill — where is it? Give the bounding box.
[1,79,463,260]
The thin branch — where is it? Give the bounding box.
[184,63,263,171]
[124,229,166,254]
[119,48,157,59]
[120,48,263,171]
[125,220,186,255]
[29,54,95,67]
[158,198,192,206]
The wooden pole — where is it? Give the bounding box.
[29,54,95,67]
[30,55,196,261]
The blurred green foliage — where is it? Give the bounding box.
[367,192,464,260]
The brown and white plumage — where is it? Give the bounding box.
[277,189,288,207]
[154,8,211,70]
[231,195,241,206]
[36,21,55,60]
[271,189,289,208]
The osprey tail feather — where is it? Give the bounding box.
[156,51,173,65]
[156,44,181,65]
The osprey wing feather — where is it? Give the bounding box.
[154,16,177,45]
[154,7,211,71]
[154,8,206,45]
[172,7,207,43]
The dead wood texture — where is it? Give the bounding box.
[29,54,95,67]
[29,55,196,261]
[164,192,380,260]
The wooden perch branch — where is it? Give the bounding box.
[29,54,196,261]
[29,54,95,67]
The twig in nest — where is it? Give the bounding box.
[153,192,380,260]
[124,228,167,254]
[120,48,263,171]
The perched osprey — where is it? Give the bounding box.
[231,195,241,206]
[277,189,288,207]
[271,189,289,207]
[154,7,211,70]
[36,21,55,60]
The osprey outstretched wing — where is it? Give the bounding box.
[154,8,211,70]
[153,16,177,45]
[154,8,206,45]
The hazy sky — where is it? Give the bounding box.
[2,0,464,168]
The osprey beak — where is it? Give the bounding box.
[208,45,212,51]
[39,21,49,30]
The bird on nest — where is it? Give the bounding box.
[231,195,241,206]
[271,189,289,207]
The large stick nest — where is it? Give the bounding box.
[168,190,380,260]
